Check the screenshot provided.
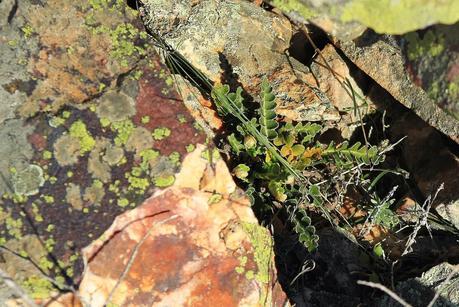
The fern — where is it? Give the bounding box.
[288,205,319,252]
[322,141,380,167]
[258,79,278,140]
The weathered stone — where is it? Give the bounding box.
[377,262,459,307]
[310,44,377,138]
[78,145,287,306]
[390,111,459,229]
[272,0,459,38]
[140,0,341,127]
[338,31,459,143]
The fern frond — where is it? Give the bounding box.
[322,141,379,167]
[288,206,319,252]
[259,79,278,140]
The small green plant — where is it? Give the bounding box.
[210,79,385,251]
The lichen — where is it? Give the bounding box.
[152,127,171,140]
[83,180,105,204]
[22,276,54,300]
[103,144,125,166]
[96,91,136,123]
[341,0,459,34]
[405,30,445,61]
[154,175,175,188]
[241,222,273,284]
[66,183,83,210]
[125,126,154,155]
[54,134,81,166]
[12,164,45,196]
[69,120,96,155]
[88,138,112,183]
[271,0,315,19]
[112,119,135,146]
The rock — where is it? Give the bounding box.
[268,1,459,142]
[338,29,459,142]
[272,0,459,38]
[78,145,287,306]
[0,0,207,302]
[377,262,459,307]
[140,0,341,127]
[389,110,459,230]
[309,44,377,138]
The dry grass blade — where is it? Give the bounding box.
[357,280,413,307]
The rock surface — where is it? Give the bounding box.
[377,262,459,307]
[273,0,459,38]
[140,0,341,128]
[78,145,287,306]
[0,0,207,303]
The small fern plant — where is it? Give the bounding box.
[210,78,384,252]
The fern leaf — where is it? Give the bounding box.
[289,206,319,252]
[259,79,278,140]
[322,141,380,166]
[227,87,245,113]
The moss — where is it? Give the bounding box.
[241,222,273,284]
[154,175,175,188]
[271,0,315,19]
[69,120,96,154]
[405,30,445,61]
[53,134,81,166]
[152,127,171,140]
[341,0,459,34]
[12,164,45,196]
[22,276,54,300]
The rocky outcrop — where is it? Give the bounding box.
[140,0,341,128]
[78,145,287,306]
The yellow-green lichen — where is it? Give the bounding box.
[21,24,34,39]
[154,175,175,188]
[169,152,181,166]
[185,144,195,153]
[117,198,130,207]
[42,150,52,160]
[22,276,54,300]
[141,115,150,124]
[69,120,96,154]
[112,119,135,146]
[341,0,459,35]
[241,222,273,284]
[152,127,171,140]
[271,0,315,19]
[139,148,160,171]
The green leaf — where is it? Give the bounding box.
[233,164,250,181]
[268,180,287,202]
[227,133,244,154]
[259,78,278,140]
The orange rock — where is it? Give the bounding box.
[78,144,288,306]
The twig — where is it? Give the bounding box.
[104,214,178,306]
[357,280,412,307]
